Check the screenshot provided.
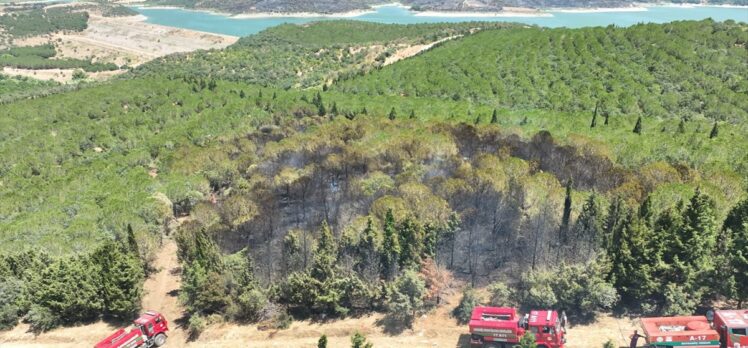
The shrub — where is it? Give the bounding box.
[487,282,514,307]
[234,288,267,321]
[518,331,537,348]
[187,314,206,339]
[0,278,23,330]
[26,305,59,333]
[351,331,373,348]
[453,288,479,324]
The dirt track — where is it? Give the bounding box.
[0,237,639,348]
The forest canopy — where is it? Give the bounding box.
[0,19,746,332]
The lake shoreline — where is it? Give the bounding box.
[129,2,748,21]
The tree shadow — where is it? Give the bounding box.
[167,289,180,297]
[454,333,471,348]
[374,314,410,335]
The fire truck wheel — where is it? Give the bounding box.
[153,333,167,347]
[536,345,549,348]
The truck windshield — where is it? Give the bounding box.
[482,314,512,321]
[732,328,747,336]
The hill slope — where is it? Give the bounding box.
[335,20,748,122]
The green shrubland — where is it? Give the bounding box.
[335,20,748,122]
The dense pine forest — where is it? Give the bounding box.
[0,19,746,337]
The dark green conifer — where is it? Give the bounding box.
[633,116,642,134]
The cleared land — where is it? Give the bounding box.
[6,12,237,82]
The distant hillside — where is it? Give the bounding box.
[135,0,748,14]
[335,19,748,122]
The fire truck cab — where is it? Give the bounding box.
[713,310,748,348]
[95,311,168,348]
[521,310,567,348]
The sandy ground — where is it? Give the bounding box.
[2,67,126,83]
[5,12,237,82]
[384,36,459,66]
[14,14,238,67]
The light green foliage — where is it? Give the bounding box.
[0,77,277,255]
[0,73,59,100]
[487,282,514,307]
[25,256,103,325]
[518,331,537,348]
[25,305,59,333]
[0,45,118,72]
[0,277,23,330]
[187,314,206,339]
[351,331,373,348]
[722,197,748,306]
[136,21,517,89]
[385,269,426,327]
[337,20,748,122]
[91,242,144,318]
[0,7,88,38]
[381,209,400,280]
[515,257,618,321]
[453,288,479,324]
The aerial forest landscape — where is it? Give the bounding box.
[0,1,746,348]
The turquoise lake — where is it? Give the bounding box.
[133,4,748,37]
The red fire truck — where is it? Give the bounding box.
[633,310,747,348]
[468,306,566,348]
[713,310,748,348]
[94,311,169,348]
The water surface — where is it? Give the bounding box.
[133,4,748,37]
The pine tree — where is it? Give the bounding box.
[604,196,628,251]
[125,223,139,257]
[361,107,368,115]
[409,110,416,119]
[318,334,328,348]
[381,209,401,280]
[677,118,686,133]
[604,111,610,125]
[709,121,719,139]
[491,109,498,124]
[311,221,338,282]
[591,102,599,128]
[92,242,144,318]
[560,181,572,243]
[356,218,380,282]
[239,90,246,99]
[313,92,322,106]
[474,115,481,125]
[572,193,605,256]
[331,102,338,116]
[388,107,397,120]
[721,197,748,307]
[318,103,327,116]
[398,217,424,269]
[633,116,642,134]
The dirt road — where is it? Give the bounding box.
[141,238,188,347]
